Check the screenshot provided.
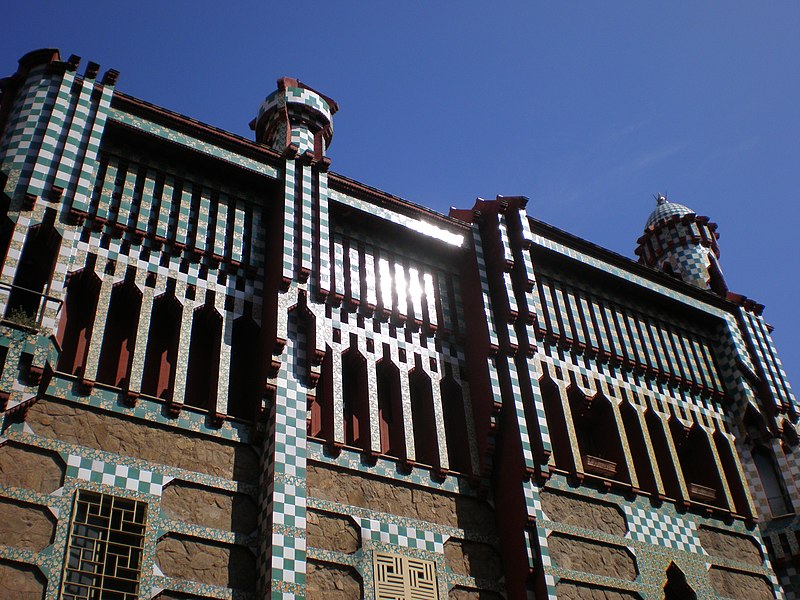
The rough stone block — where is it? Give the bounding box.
[308,463,495,532]
[0,442,64,493]
[548,534,637,580]
[698,526,763,566]
[555,582,640,599]
[26,399,258,481]
[306,560,362,599]
[155,535,255,590]
[444,538,503,580]
[161,481,257,533]
[708,566,773,600]
[0,559,46,600]
[0,498,56,551]
[540,489,626,536]
[307,510,360,553]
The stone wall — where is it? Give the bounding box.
[449,588,503,599]
[708,566,774,600]
[555,582,640,599]
[444,539,503,581]
[155,535,255,590]
[308,463,495,532]
[0,559,46,600]
[548,534,637,580]
[698,526,763,566]
[306,560,362,600]
[25,399,259,480]
[161,481,257,533]
[0,442,64,493]
[540,490,626,536]
[0,498,55,551]
[307,510,360,553]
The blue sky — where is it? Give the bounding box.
[3,3,799,389]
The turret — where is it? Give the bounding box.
[635,194,728,295]
[250,77,338,160]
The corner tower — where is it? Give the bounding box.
[635,194,728,294]
[250,77,338,162]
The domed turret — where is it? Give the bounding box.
[250,77,338,159]
[635,194,727,295]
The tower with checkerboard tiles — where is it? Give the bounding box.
[0,47,798,600]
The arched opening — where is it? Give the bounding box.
[440,373,470,473]
[752,445,793,517]
[96,279,142,387]
[56,270,100,375]
[664,563,696,600]
[539,373,573,472]
[342,345,369,451]
[409,365,438,467]
[568,387,629,483]
[645,409,682,500]
[620,399,658,495]
[708,254,728,296]
[228,315,261,420]
[184,303,222,411]
[308,348,334,442]
[141,292,181,400]
[671,421,725,507]
[376,355,404,459]
[6,220,61,321]
[713,429,752,516]
[0,191,14,269]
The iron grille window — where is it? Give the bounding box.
[373,551,439,600]
[61,490,148,600]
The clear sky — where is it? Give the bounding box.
[3,3,799,390]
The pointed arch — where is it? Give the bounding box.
[664,562,696,600]
[376,352,404,459]
[6,219,62,320]
[645,408,682,500]
[752,444,793,517]
[0,190,13,269]
[228,314,261,420]
[670,420,725,507]
[141,291,181,400]
[713,429,752,517]
[342,341,369,451]
[308,347,334,442]
[184,303,223,411]
[568,386,630,483]
[620,399,658,495]
[409,362,438,467]
[440,370,470,473]
[96,278,142,387]
[56,270,101,375]
[539,372,573,472]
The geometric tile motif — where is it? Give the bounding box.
[359,518,446,554]
[624,505,702,554]
[66,454,168,496]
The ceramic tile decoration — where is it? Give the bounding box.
[0,48,797,599]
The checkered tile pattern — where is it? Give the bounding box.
[109,108,278,179]
[359,518,446,553]
[66,454,168,496]
[624,505,702,553]
[778,565,800,600]
[645,199,693,228]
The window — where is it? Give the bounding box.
[61,490,147,600]
[373,551,438,600]
[752,446,793,517]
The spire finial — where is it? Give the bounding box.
[655,192,668,205]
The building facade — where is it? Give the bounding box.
[0,47,798,599]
